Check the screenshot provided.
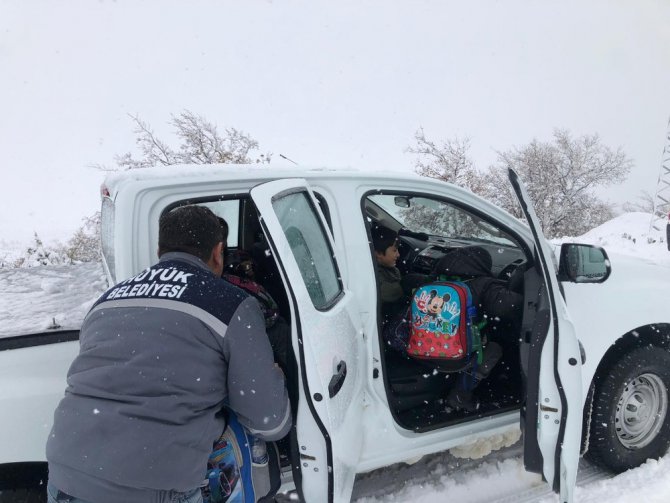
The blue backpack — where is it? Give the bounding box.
[203,411,281,503]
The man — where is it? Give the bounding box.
[46,205,290,503]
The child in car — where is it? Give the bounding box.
[373,228,523,412]
[371,224,403,310]
[371,223,429,324]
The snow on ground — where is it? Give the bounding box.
[556,211,670,265]
[0,262,107,337]
[561,456,670,503]
[2,211,670,501]
[354,445,670,503]
[352,432,542,503]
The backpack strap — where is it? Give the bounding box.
[226,413,256,503]
[438,277,486,381]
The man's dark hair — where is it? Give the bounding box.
[371,224,398,254]
[158,205,223,261]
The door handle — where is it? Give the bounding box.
[328,360,347,398]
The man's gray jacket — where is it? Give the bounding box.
[47,252,291,503]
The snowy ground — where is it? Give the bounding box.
[0,262,107,337]
[1,212,670,501]
[555,211,670,265]
[353,443,670,503]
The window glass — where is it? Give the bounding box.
[272,191,341,309]
[166,198,241,247]
[313,192,333,233]
[368,194,517,247]
[198,200,240,247]
[101,197,115,280]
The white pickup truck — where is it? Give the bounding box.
[2,164,670,503]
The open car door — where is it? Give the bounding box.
[250,179,365,503]
[509,169,583,503]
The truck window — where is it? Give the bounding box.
[164,198,242,248]
[199,200,241,248]
[272,191,342,310]
[368,194,518,247]
[365,193,524,278]
[101,196,116,280]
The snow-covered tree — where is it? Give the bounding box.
[61,212,101,264]
[481,130,631,238]
[100,110,271,170]
[14,233,66,268]
[622,190,666,217]
[407,128,486,193]
[410,128,632,238]
[9,213,101,268]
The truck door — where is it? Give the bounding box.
[250,179,365,503]
[508,169,583,503]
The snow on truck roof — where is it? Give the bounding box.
[102,163,425,195]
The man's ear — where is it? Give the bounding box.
[207,242,225,276]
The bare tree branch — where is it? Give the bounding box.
[410,128,632,238]
[484,130,631,237]
[108,110,271,170]
[407,128,484,192]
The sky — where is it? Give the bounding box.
[2,0,670,246]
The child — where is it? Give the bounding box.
[371,224,429,322]
[371,224,404,309]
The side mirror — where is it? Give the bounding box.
[558,243,611,283]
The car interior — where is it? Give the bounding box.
[184,189,531,439]
[363,193,529,432]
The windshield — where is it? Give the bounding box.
[368,194,518,247]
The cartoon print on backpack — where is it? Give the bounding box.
[407,282,481,364]
[413,289,453,335]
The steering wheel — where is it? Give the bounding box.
[395,239,417,273]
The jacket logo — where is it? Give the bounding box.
[106,267,192,300]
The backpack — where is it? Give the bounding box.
[223,273,280,328]
[203,410,281,503]
[406,281,483,372]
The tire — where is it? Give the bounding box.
[586,346,670,472]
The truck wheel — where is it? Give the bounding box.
[586,346,670,472]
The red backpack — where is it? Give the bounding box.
[406,281,483,372]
